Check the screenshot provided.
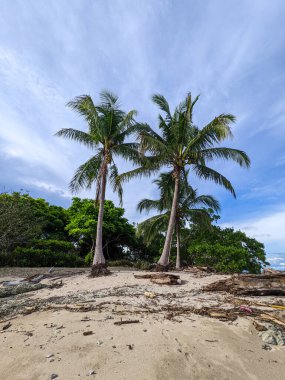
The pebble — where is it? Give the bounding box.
[50,374,58,379]
[46,354,54,358]
[96,340,103,346]
[88,370,96,376]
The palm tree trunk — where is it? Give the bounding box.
[176,222,181,270]
[157,175,180,268]
[93,165,107,266]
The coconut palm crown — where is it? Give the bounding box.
[55,91,141,273]
[119,93,250,269]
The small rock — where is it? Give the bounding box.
[88,370,96,376]
[127,344,134,350]
[46,354,54,358]
[96,340,103,346]
[144,291,156,299]
[50,374,58,379]
[83,331,93,336]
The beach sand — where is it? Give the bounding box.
[0,269,284,380]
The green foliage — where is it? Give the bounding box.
[66,197,137,259]
[187,226,267,273]
[33,240,74,253]
[1,247,85,267]
[0,192,42,253]
[132,260,152,270]
[107,259,133,267]
[137,171,220,246]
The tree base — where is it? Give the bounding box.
[90,263,111,277]
[155,263,169,272]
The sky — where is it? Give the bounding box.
[0,0,285,257]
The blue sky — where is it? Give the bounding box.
[0,0,285,256]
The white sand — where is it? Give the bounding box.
[0,269,284,380]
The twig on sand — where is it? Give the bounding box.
[114,319,140,326]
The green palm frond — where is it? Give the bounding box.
[137,199,163,214]
[191,195,221,212]
[112,143,142,165]
[55,128,97,148]
[152,94,172,120]
[184,114,235,155]
[137,213,169,245]
[69,153,103,193]
[193,164,236,197]
[99,90,119,107]
[199,147,250,167]
[109,163,123,205]
[66,95,99,132]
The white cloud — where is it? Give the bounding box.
[221,206,285,253]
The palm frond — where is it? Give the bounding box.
[55,128,97,148]
[199,147,251,168]
[66,95,99,132]
[184,114,235,155]
[69,153,103,193]
[109,163,123,206]
[137,213,169,245]
[152,94,172,120]
[137,199,162,214]
[193,164,236,197]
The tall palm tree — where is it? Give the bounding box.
[119,93,250,270]
[137,171,220,269]
[55,91,140,275]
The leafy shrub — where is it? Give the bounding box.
[84,252,93,266]
[188,242,265,273]
[9,247,85,267]
[33,239,74,253]
[107,259,134,267]
[133,260,152,270]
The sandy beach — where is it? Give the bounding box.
[0,268,284,380]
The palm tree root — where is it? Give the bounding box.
[155,263,169,272]
[90,263,111,277]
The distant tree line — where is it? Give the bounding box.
[0,192,267,273]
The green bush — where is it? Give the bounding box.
[9,247,85,267]
[33,239,74,253]
[108,259,134,267]
[84,252,93,266]
[0,252,12,266]
[133,260,152,270]
[188,242,264,273]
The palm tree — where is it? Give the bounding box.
[55,91,140,275]
[137,171,220,269]
[119,93,250,270]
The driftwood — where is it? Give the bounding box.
[134,273,181,285]
[114,319,140,326]
[1,267,54,287]
[0,280,63,299]
[203,273,285,296]
[258,313,285,329]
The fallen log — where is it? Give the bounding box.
[134,273,180,280]
[134,273,181,285]
[203,273,285,296]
